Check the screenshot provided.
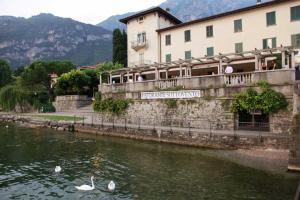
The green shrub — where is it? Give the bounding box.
[93,97,131,116]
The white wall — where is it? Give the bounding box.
[160,0,300,62]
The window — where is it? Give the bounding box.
[266,11,276,26]
[206,25,213,37]
[166,54,172,63]
[207,47,214,57]
[185,51,192,60]
[263,37,277,49]
[292,34,300,48]
[291,5,300,21]
[137,32,146,43]
[234,19,243,32]
[165,35,171,46]
[138,16,144,23]
[184,30,191,42]
[235,43,243,53]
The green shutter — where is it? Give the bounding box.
[207,47,214,57]
[206,26,213,37]
[291,5,300,21]
[292,34,300,48]
[235,43,243,53]
[185,51,191,60]
[263,39,267,49]
[166,54,171,63]
[266,11,276,26]
[184,30,191,42]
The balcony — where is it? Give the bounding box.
[131,40,148,51]
[129,60,152,67]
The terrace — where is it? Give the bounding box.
[99,46,298,95]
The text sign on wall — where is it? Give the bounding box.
[141,90,201,100]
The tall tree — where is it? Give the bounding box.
[112,28,123,65]
[120,30,128,67]
[0,59,12,88]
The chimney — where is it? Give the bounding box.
[257,0,262,5]
[166,8,170,12]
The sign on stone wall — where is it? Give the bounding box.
[141,90,201,99]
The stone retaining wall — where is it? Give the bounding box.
[53,95,91,112]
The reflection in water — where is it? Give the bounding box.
[0,124,298,200]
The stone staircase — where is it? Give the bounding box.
[75,104,93,114]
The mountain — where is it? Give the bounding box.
[97,0,270,31]
[0,14,112,68]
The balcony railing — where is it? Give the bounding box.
[131,40,148,51]
[99,69,295,95]
[129,60,152,67]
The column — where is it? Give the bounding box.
[166,69,169,79]
[127,71,130,82]
[255,55,259,71]
[120,74,123,84]
[291,51,296,69]
[179,64,183,77]
[219,59,223,74]
[109,73,112,85]
[281,51,286,69]
[155,67,158,80]
[185,66,188,77]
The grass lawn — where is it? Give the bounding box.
[32,115,84,122]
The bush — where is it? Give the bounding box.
[93,97,131,116]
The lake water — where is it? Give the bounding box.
[0,124,299,200]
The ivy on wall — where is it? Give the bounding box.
[231,81,288,114]
[93,93,131,116]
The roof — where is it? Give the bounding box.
[119,7,182,24]
[157,0,294,33]
[78,65,97,70]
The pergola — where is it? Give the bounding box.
[100,46,296,85]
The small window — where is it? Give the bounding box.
[165,35,171,46]
[207,47,214,57]
[291,5,300,21]
[206,26,213,38]
[184,30,191,42]
[263,37,277,49]
[166,54,172,63]
[185,51,192,60]
[234,19,243,32]
[138,16,144,23]
[235,43,243,53]
[292,34,300,48]
[266,11,276,26]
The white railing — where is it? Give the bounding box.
[224,73,253,86]
[157,79,178,89]
[129,60,152,67]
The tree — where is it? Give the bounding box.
[120,30,128,67]
[112,28,123,65]
[54,70,91,95]
[0,59,12,88]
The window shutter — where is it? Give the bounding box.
[263,39,268,49]
[272,38,277,48]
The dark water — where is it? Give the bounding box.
[0,124,298,200]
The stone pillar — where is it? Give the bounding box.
[281,51,286,69]
[219,59,223,74]
[179,64,183,77]
[291,51,296,69]
[166,69,169,79]
[120,74,123,84]
[127,71,130,82]
[155,67,159,80]
[255,55,259,71]
[109,73,112,84]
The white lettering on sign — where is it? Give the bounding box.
[141,90,201,99]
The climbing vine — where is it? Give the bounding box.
[231,81,288,114]
[93,94,131,115]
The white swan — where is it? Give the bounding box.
[75,176,95,191]
[108,181,115,191]
[5,125,8,128]
[55,166,61,173]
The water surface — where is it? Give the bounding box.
[0,124,298,200]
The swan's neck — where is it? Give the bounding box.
[91,178,94,189]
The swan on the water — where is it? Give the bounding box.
[75,176,95,191]
[5,125,8,128]
[108,181,115,191]
[55,166,61,173]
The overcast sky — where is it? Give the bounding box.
[0,0,166,24]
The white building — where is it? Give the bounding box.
[100,0,300,85]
